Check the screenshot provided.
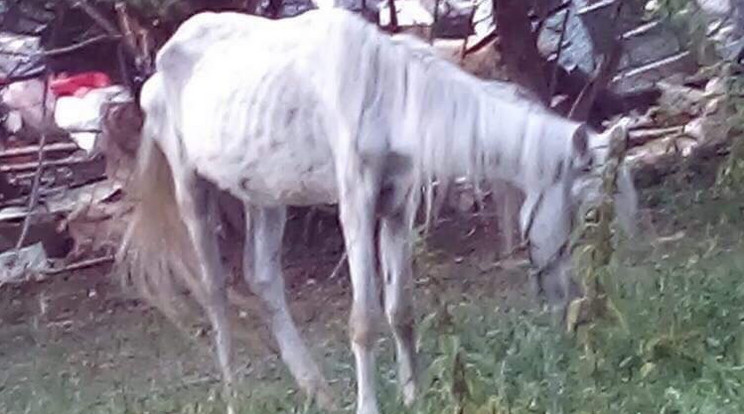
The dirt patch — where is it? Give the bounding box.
[0,198,533,413]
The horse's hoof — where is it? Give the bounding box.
[355,402,381,414]
[316,386,338,411]
[402,379,416,407]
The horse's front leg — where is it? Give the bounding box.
[338,158,384,414]
[379,194,418,406]
[243,205,334,409]
[173,173,234,413]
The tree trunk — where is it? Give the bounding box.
[493,0,550,104]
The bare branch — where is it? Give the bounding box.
[463,29,497,56]
[429,0,440,43]
[0,34,121,58]
[42,255,115,275]
[0,66,45,87]
[621,20,661,40]
[576,0,618,16]
[328,251,348,280]
[14,70,50,250]
[568,46,623,121]
[389,0,400,33]
[549,5,572,101]
[0,142,80,160]
[568,0,625,121]
[1,156,97,174]
[458,3,479,62]
[45,34,120,56]
[64,0,121,37]
[612,51,692,83]
[628,125,686,148]
[10,1,69,251]
[494,0,550,103]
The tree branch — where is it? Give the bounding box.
[494,0,550,103]
[463,29,497,56]
[64,0,120,37]
[13,0,63,250]
[389,0,400,33]
[0,155,99,174]
[0,142,80,160]
[549,5,572,101]
[568,0,625,121]
[0,34,121,58]
[42,255,115,275]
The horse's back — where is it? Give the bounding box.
[155,9,367,81]
[176,42,339,205]
[159,11,368,206]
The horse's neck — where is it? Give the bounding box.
[425,85,582,202]
[418,81,537,190]
[370,36,575,194]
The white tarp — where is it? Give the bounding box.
[53,85,132,153]
[0,242,48,286]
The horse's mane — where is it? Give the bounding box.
[344,19,585,214]
[387,26,636,233]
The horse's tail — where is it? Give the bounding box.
[116,76,206,322]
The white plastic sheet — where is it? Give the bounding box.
[0,243,49,286]
[53,86,132,153]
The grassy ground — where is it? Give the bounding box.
[2,155,744,414]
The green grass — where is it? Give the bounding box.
[4,160,744,414]
[399,176,744,414]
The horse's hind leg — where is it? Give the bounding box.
[243,205,334,409]
[174,173,234,412]
[338,164,384,414]
[379,197,417,406]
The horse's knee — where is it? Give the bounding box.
[349,305,381,348]
[386,301,414,338]
[247,273,286,315]
[248,274,273,298]
[201,276,227,302]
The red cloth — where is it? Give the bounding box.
[50,72,112,97]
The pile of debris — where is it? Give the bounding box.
[625,63,738,188]
[0,33,140,284]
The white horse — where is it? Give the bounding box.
[119,9,635,414]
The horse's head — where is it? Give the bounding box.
[573,117,637,237]
[521,116,635,318]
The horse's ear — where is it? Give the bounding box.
[572,124,589,157]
